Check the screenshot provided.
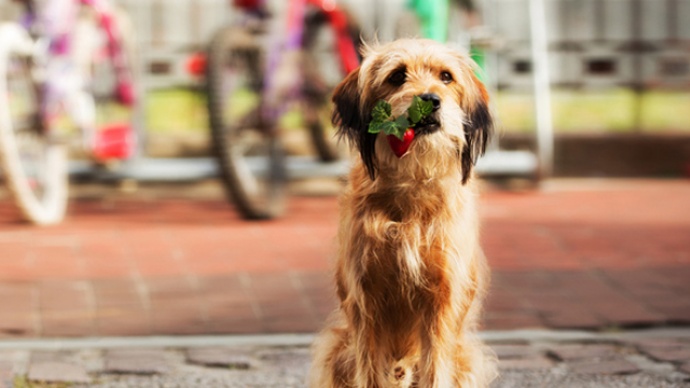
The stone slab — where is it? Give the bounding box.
[27,361,91,384]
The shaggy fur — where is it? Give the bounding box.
[310,39,497,388]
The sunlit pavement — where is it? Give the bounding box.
[0,178,688,338]
[1,178,689,385]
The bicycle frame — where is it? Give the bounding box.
[233,0,358,129]
[203,0,359,219]
[18,0,136,128]
[233,0,357,72]
[0,0,135,224]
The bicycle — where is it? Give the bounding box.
[0,0,139,225]
[204,0,360,220]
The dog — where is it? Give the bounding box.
[309,39,497,388]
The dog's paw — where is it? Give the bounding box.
[389,359,416,387]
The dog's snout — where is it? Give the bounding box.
[419,93,441,111]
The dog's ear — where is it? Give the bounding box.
[332,67,363,136]
[332,68,378,180]
[461,74,493,184]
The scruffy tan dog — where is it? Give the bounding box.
[309,39,497,388]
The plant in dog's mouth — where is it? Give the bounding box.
[368,96,435,157]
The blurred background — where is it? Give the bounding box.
[0,0,688,345]
[2,0,686,176]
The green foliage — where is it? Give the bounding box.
[367,96,434,139]
[407,95,434,125]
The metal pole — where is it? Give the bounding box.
[529,0,554,178]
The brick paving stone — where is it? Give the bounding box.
[483,312,546,330]
[547,343,620,361]
[205,318,264,335]
[647,299,690,324]
[41,312,95,337]
[149,308,207,335]
[2,181,690,336]
[541,308,606,329]
[0,311,34,337]
[95,316,152,337]
[27,361,91,384]
[567,359,641,375]
[38,281,92,311]
[186,348,257,369]
[93,279,145,309]
[103,349,169,375]
[263,316,320,333]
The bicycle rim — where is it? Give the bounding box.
[206,25,286,220]
[302,8,360,162]
[0,25,68,225]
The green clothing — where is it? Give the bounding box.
[407,0,449,43]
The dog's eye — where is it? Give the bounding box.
[387,70,406,86]
[440,71,453,84]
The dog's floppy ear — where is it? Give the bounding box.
[332,68,378,180]
[332,67,363,136]
[461,74,493,184]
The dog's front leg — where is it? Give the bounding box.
[418,309,458,388]
[418,279,487,388]
[349,305,387,388]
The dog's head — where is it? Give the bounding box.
[332,39,492,183]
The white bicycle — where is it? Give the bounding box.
[0,0,138,225]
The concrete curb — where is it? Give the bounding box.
[2,327,690,351]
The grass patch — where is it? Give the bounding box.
[492,89,690,133]
[145,87,208,134]
[13,375,71,388]
[144,87,306,134]
[143,88,690,135]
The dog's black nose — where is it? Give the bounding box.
[419,93,441,111]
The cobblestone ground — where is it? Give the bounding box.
[1,331,689,387]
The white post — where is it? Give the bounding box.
[529,0,554,178]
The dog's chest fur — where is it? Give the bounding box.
[339,167,479,314]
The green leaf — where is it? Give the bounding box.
[371,100,392,123]
[379,121,400,136]
[407,95,434,125]
[393,116,410,137]
[368,97,432,137]
[368,121,383,134]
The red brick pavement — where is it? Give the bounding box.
[0,179,688,338]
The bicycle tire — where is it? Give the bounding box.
[302,8,360,162]
[0,24,68,225]
[205,25,286,220]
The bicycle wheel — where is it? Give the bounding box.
[206,25,286,220]
[0,24,68,225]
[72,4,139,161]
[302,8,360,162]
